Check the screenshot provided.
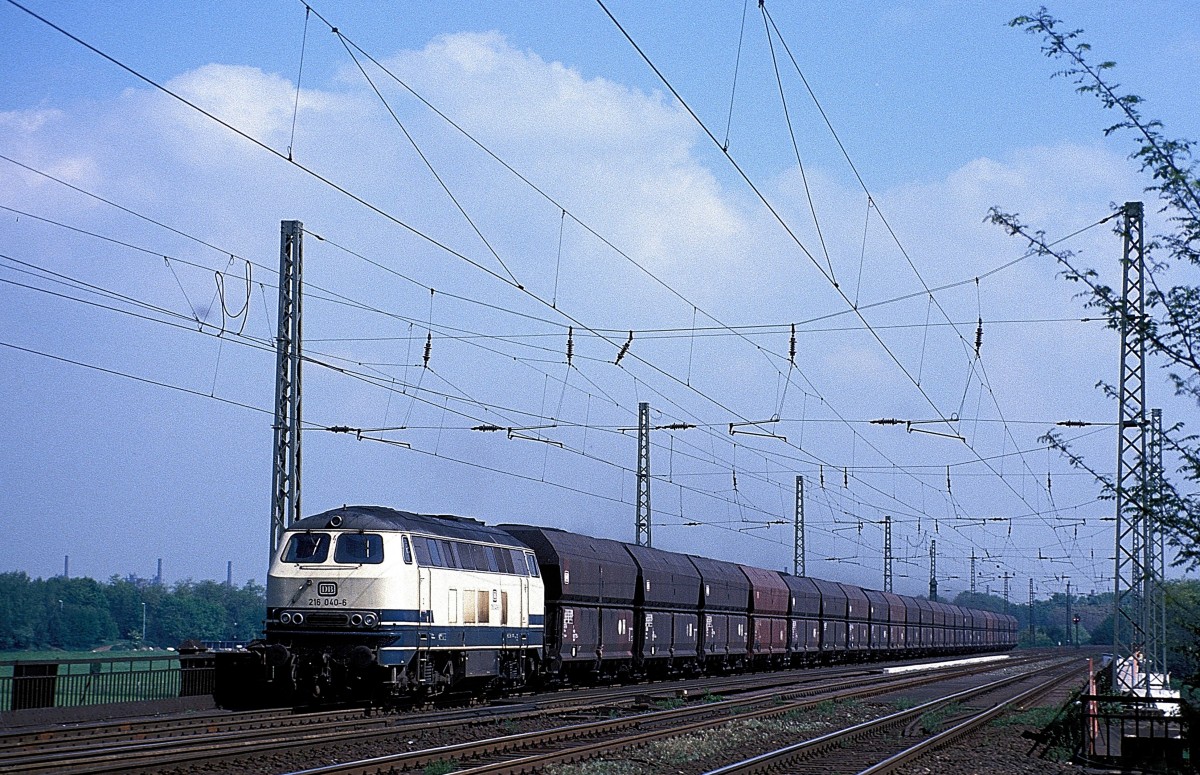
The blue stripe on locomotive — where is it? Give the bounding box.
[377,624,546,666]
[373,609,544,626]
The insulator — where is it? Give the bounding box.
[1047,471,1052,493]
[615,330,633,365]
[423,332,432,368]
[566,326,574,366]
[974,317,983,358]
[789,323,796,365]
[819,465,824,488]
[732,470,738,491]
[946,466,951,494]
[843,467,848,488]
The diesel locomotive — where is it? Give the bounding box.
[214,505,1018,708]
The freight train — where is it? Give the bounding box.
[214,505,1018,707]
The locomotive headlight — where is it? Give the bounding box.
[280,612,292,624]
[350,613,364,627]
[363,613,378,628]
[292,612,304,625]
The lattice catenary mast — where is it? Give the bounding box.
[1148,407,1168,676]
[635,401,652,547]
[794,475,805,577]
[883,515,893,593]
[1112,201,1160,692]
[270,220,303,553]
[1029,578,1035,637]
[928,539,937,602]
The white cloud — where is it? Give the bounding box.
[386,32,747,275]
[164,64,321,143]
[0,106,65,133]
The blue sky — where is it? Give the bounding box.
[1,1,1196,602]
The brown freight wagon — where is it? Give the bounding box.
[840,583,871,655]
[738,566,789,666]
[688,555,750,672]
[624,543,703,676]
[501,526,637,681]
[810,579,848,660]
[881,591,908,654]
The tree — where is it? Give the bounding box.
[1164,579,1200,679]
[104,576,146,641]
[0,572,40,649]
[989,8,1200,570]
[0,572,265,653]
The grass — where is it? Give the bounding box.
[423,759,459,775]
[996,701,1079,762]
[0,648,176,662]
[917,701,962,734]
[992,706,1059,728]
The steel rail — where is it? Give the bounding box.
[0,656,963,771]
[8,654,1046,775]
[701,659,1082,775]
[0,660,881,754]
[278,655,1056,775]
[0,667,860,775]
[0,706,371,754]
[0,662,877,767]
[856,664,1085,774]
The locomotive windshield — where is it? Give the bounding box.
[282,532,330,563]
[335,533,384,564]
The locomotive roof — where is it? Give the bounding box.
[289,505,526,546]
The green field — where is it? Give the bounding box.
[0,648,176,662]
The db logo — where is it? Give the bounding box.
[317,582,338,597]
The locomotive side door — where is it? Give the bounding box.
[520,574,529,628]
[418,566,432,624]
[519,568,530,657]
[417,566,433,680]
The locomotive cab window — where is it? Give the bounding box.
[334,533,384,564]
[283,532,330,563]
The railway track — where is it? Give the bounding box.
[0,706,373,754]
[0,662,878,761]
[0,663,906,774]
[0,652,1051,772]
[703,658,1085,774]
[267,655,1061,775]
[1,655,1040,775]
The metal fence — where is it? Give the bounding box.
[1080,694,1189,772]
[0,653,215,712]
